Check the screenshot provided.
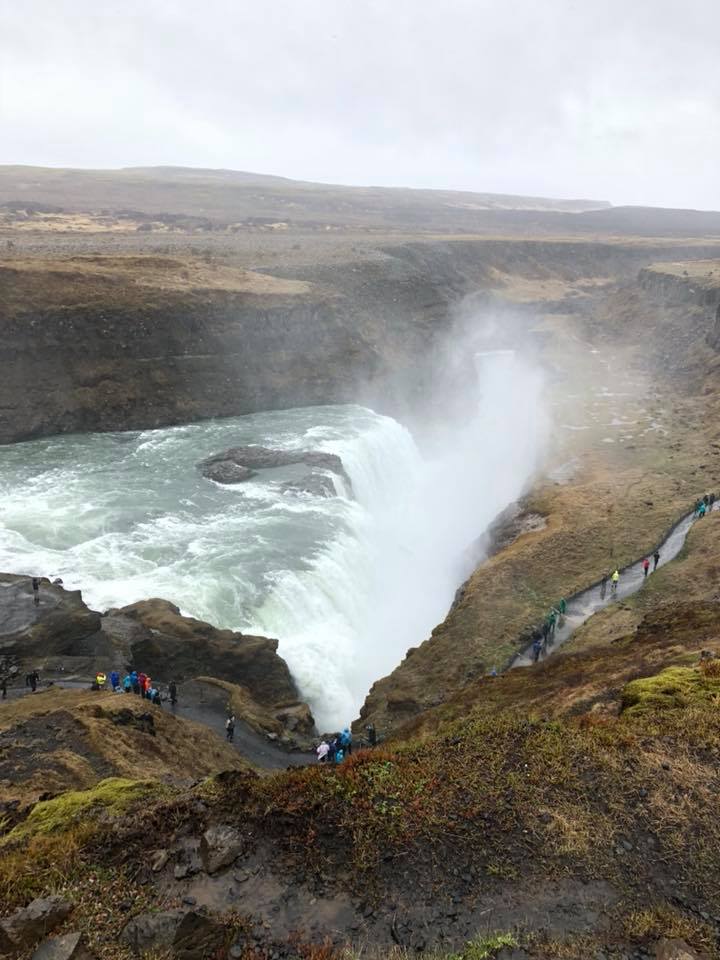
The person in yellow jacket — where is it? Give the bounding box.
[610,569,620,596]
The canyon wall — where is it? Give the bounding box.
[3,239,720,444]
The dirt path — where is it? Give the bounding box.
[1,677,314,770]
[512,506,709,667]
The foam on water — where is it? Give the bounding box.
[0,353,547,729]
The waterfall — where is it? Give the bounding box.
[252,350,548,729]
[0,351,547,731]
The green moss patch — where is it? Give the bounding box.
[621,666,720,714]
[9,777,161,839]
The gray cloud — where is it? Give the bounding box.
[2,0,719,208]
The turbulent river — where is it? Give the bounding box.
[0,352,546,728]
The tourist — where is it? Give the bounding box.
[225,714,236,742]
[365,723,377,747]
[123,674,132,693]
[548,609,558,639]
[168,680,177,706]
[138,672,147,698]
[151,687,162,707]
[642,558,650,578]
[0,677,6,699]
[710,493,716,512]
[110,670,120,692]
[95,671,107,689]
[699,502,707,518]
[611,569,620,595]
[143,675,152,698]
[130,670,140,695]
[558,598,567,621]
[600,575,607,600]
[339,727,352,756]
[694,498,703,517]
[653,550,660,571]
[335,747,345,764]
[316,740,330,763]
[532,637,542,663]
[32,577,40,607]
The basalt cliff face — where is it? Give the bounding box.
[3,239,720,444]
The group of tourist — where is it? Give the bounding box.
[314,723,378,763]
[93,669,178,708]
[694,493,715,518]
[530,598,567,662]
[316,727,354,763]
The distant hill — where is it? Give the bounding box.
[0,164,610,231]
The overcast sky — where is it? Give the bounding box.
[2,0,718,209]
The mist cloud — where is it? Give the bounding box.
[2,0,718,208]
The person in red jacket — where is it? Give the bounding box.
[642,557,650,578]
[138,672,147,698]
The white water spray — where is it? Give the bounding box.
[253,349,548,728]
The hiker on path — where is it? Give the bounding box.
[95,671,106,689]
[541,620,551,648]
[548,609,558,639]
[138,672,147,698]
[316,740,330,763]
[558,598,567,623]
[123,674,132,693]
[600,575,608,600]
[0,678,6,699]
[339,727,352,756]
[532,637,543,663]
[694,499,703,517]
[699,502,707,518]
[130,670,139,695]
[611,569,620,596]
[32,577,40,607]
[110,670,120,691]
[168,681,177,706]
[365,723,377,747]
[225,714,236,742]
[642,558,650,578]
[710,493,716,512]
[653,550,660,571]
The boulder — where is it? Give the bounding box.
[121,599,300,705]
[198,446,353,491]
[655,939,705,960]
[121,910,223,959]
[202,461,256,485]
[281,473,337,497]
[31,932,96,960]
[0,897,73,950]
[200,824,245,874]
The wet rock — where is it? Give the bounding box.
[31,932,96,960]
[198,446,351,487]
[281,473,337,498]
[655,939,705,959]
[0,897,73,950]
[201,461,256,484]
[200,824,245,874]
[121,910,223,959]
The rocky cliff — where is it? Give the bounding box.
[3,240,720,444]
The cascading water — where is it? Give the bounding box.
[0,350,546,729]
